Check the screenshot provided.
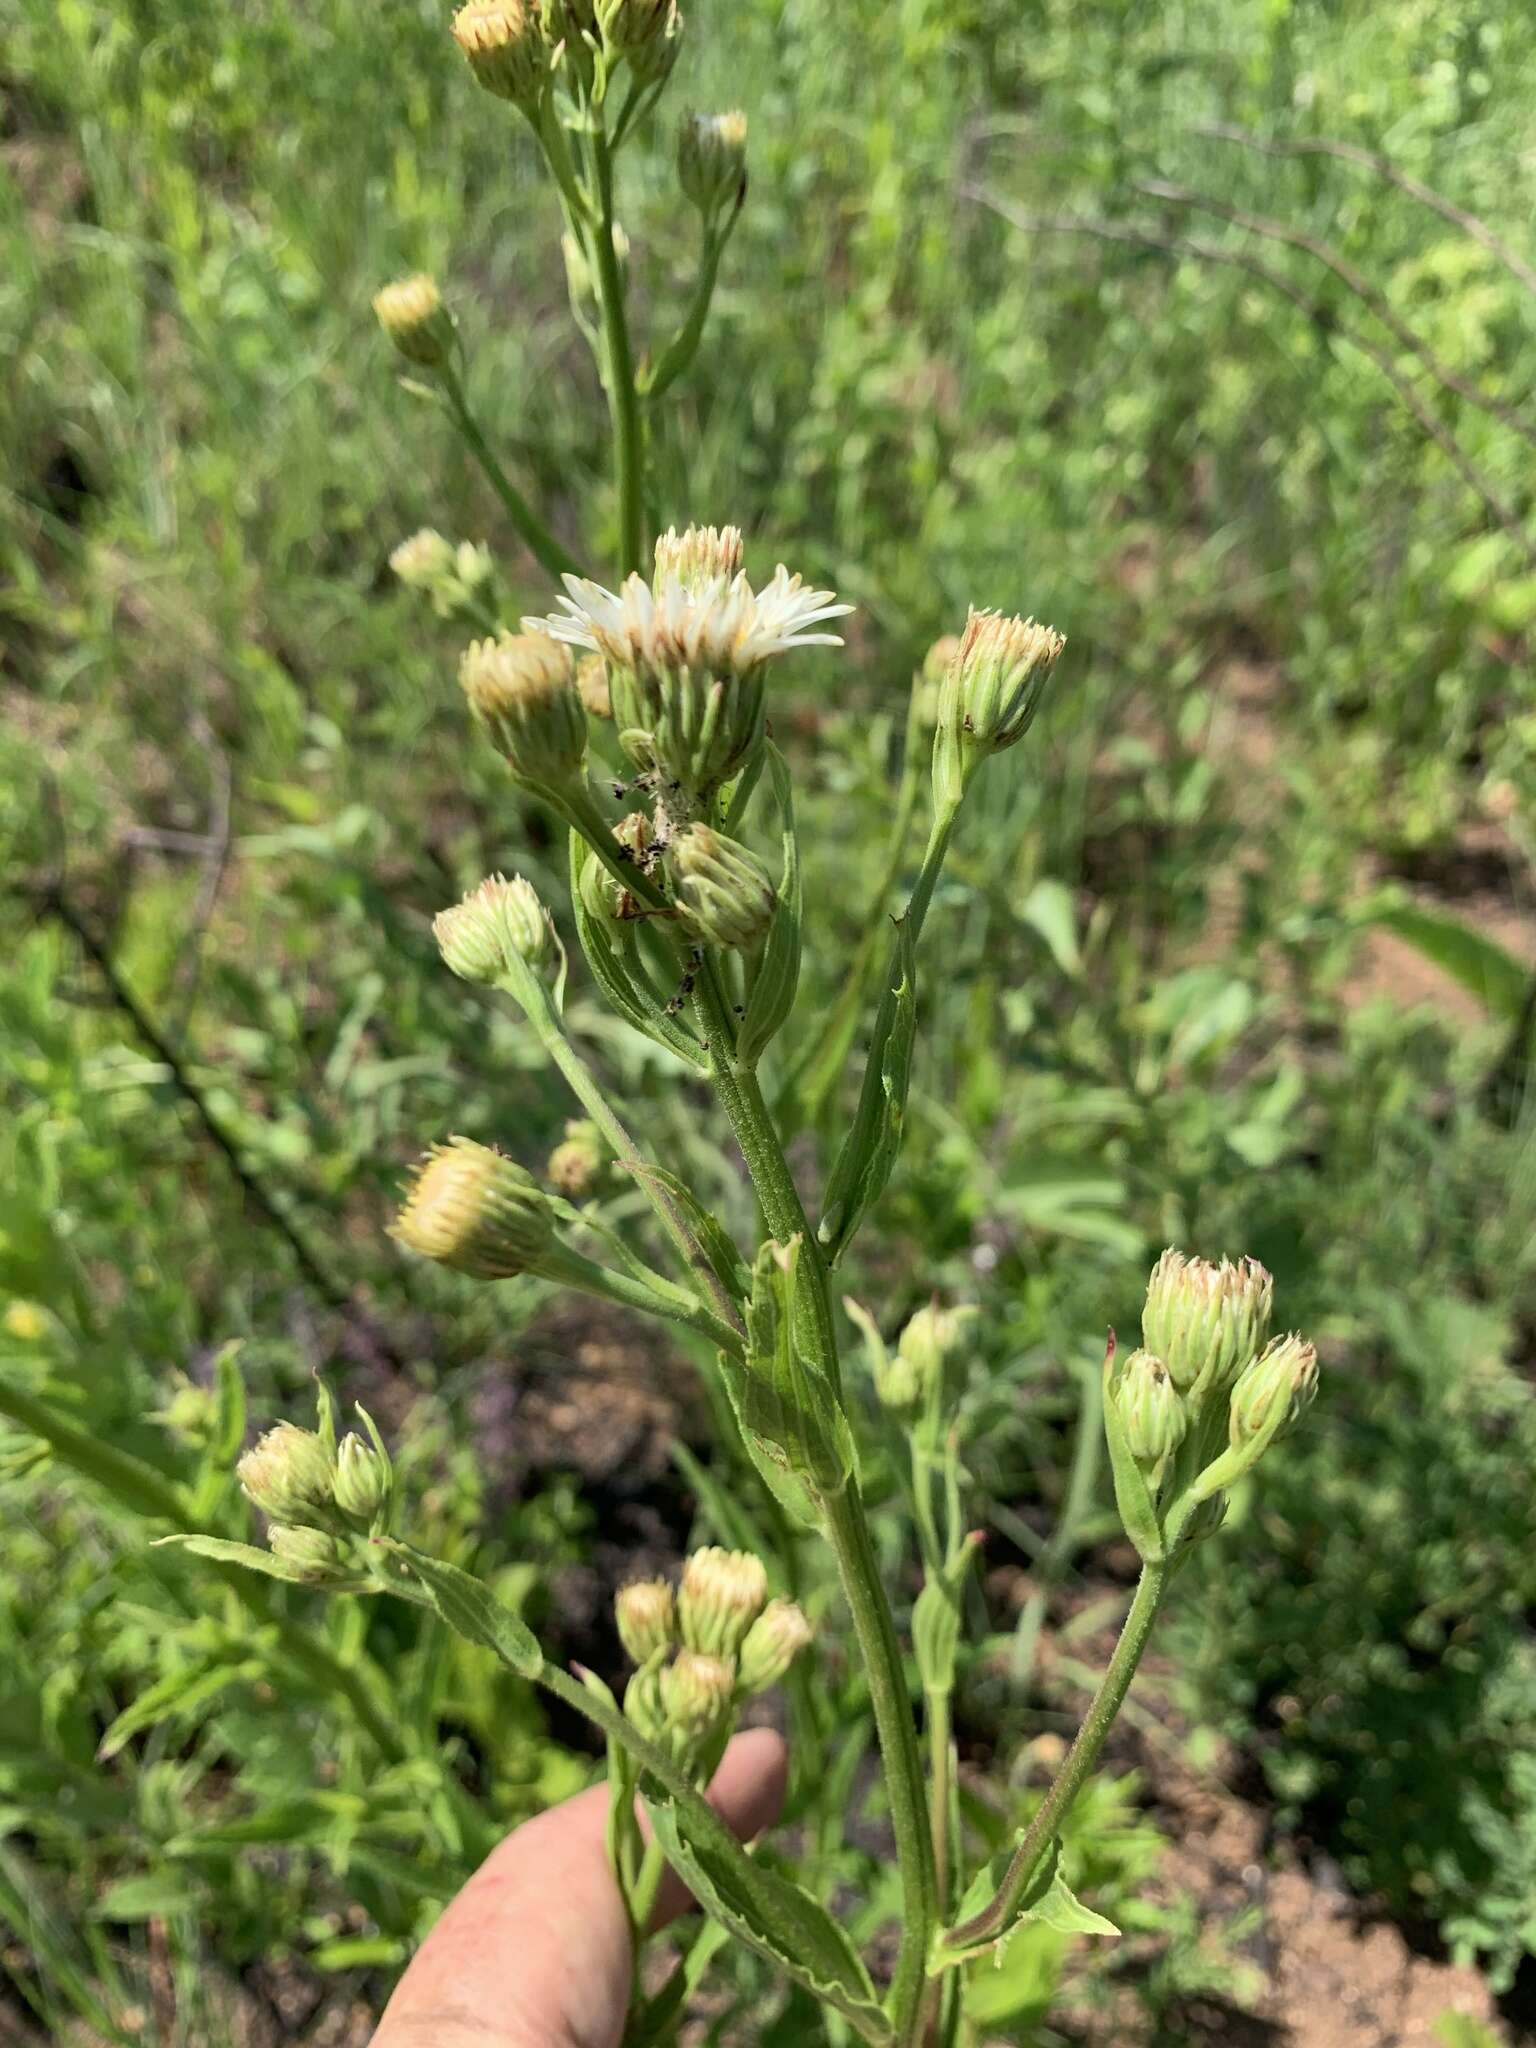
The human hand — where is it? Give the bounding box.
[372,1728,787,2048]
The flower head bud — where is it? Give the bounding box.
[678,111,748,221]
[677,1546,768,1658]
[1141,1249,1273,1398]
[669,825,775,951]
[434,874,555,985]
[624,1661,667,1741]
[617,0,681,83]
[391,528,456,590]
[736,1598,814,1694]
[576,654,612,720]
[897,1301,978,1404]
[1112,1348,1188,1470]
[548,1118,607,1199]
[873,1346,924,1420]
[660,1649,737,1743]
[268,1523,347,1581]
[332,1433,391,1525]
[1229,1334,1318,1448]
[391,1137,555,1280]
[451,0,548,106]
[934,608,1064,799]
[653,524,744,594]
[460,632,587,790]
[616,1578,677,1664]
[237,1422,335,1525]
[373,274,455,369]
[155,1377,219,1447]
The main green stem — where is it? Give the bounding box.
[688,966,937,2040]
[591,128,646,577]
[944,1559,1168,1951]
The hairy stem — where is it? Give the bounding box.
[591,126,646,576]
[944,1559,1168,1950]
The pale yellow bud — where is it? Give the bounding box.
[1111,1348,1188,1470]
[390,529,457,590]
[332,1433,391,1525]
[1142,1249,1273,1398]
[576,654,612,720]
[433,874,555,985]
[677,1546,768,1657]
[669,825,776,951]
[678,111,748,220]
[268,1523,347,1581]
[616,1578,677,1663]
[460,632,587,790]
[547,1118,606,1199]
[661,1649,736,1742]
[451,0,548,106]
[937,607,1065,764]
[373,274,454,369]
[736,1599,813,1694]
[1229,1334,1318,1447]
[896,1301,977,1402]
[237,1423,335,1525]
[391,1137,555,1280]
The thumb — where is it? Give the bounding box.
[373,1728,787,2048]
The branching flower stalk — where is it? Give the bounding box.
[160,9,1326,2045]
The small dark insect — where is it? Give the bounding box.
[733,1004,745,1017]
[665,968,698,1016]
[611,782,628,801]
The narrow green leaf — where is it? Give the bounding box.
[1018,879,1083,978]
[151,1534,306,1582]
[97,1659,249,1761]
[818,916,918,1263]
[646,1799,892,2044]
[92,1871,202,1923]
[631,1161,751,1305]
[1368,900,1531,1025]
[381,1542,544,1679]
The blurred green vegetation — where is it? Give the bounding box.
[2,0,1534,2038]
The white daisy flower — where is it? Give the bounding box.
[524,561,851,678]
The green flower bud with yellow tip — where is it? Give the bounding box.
[661,1649,737,1744]
[624,1661,667,1742]
[460,632,587,792]
[1111,1348,1188,1472]
[434,874,555,985]
[736,1598,814,1695]
[268,1524,347,1581]
[653,523,744,594]
[616,0,681,84]
[332,1433,391,1526]
[237,1422,335,1525]
[450,0,548,107]
[678,111,748,222]
[933,607,1065,805]
[677,1546,768,1658]
[1229,1334,1318,1448]
[390,1137,556,1280]
[1141,1248,1273,1399]
[670,825,776,952]
[616,1578,677,1664]
[373,274,455,370]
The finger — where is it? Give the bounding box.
[373,1728,788,2048]
[645,1727,788,1931]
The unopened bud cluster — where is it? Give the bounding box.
[1108,1248,1318,1501]
[615,1549,811,1773]
[391,530,494,620]
[434,874,556,985]
[235,1409,394,1585]
[873,1300,977,1423]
